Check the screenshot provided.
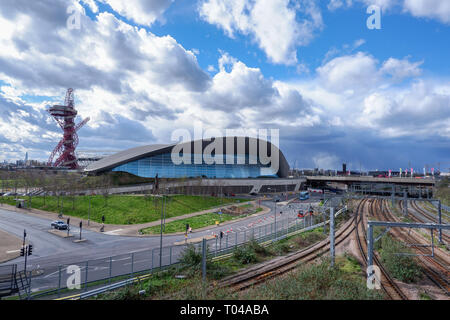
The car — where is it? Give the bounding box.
[274,196,281,202]
[51,220,69,230]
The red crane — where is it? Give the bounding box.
[47,88,90,169]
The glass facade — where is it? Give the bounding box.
[111,153,278,178]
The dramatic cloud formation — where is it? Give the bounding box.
[199,0,323,65]
[0,0,448,170]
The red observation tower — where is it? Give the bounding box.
[47,88,90,169]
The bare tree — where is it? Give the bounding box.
[100,174,112,207]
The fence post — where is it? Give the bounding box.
[131,253,134,278]
[57,265,62,298]
[151,249,154,273]
[84,261,88,291]
[438,201,442,244]
[109,256,112,286]
[202,238,207,283]
[215,236,218,257]
[367,224,374,268]
[226,234,228,250]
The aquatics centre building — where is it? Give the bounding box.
[85,137,290,179]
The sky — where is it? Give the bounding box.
[0,0,449,172]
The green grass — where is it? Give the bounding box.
[241,257,384,300]
[141,212,241,234]
[140,204,260,234]
[0,195,245,225]
[378,235,422,283]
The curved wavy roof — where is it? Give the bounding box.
[85,137,289,177]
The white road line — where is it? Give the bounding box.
[104,229,123,235]
[6,249,20,254]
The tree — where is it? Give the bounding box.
[100,174,112,207]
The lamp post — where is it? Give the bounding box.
[159,194,164,270]
[274,200,277,242]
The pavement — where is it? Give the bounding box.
[0,229,23,263]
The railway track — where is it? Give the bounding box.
[408,201,450,244]
[355,199,408,300]
[381,200,450,296]
[218,210,356,291]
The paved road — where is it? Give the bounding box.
[0,192,332,294]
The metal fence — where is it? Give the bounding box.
[8,204,347,300]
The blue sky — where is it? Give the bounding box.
[0,0,449,172]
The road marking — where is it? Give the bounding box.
[104,229,123,235]
[6,249,20,254]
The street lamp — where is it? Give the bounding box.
[159,194,165,270]
[273,200,277,242]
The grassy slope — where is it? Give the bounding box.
[141,206,262,234]
[0,195,245,225]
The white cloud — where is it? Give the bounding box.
[199,0,323,65]
[380,57,423,81]
[328,0,450,24]
[316,52,380,92]
[99,0,174,26]
[403,0,450,24]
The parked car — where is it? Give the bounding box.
[51,220,69,230]
[274,196,281,202]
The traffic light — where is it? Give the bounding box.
[186,223,190,232]
[28,244,33,256]
[220,231,224,239]
[20,247,25,257]
[102,215,105,223]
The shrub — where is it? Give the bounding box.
[233,244,257,264]
[248,239,270,256]
[178,244,203,271]
[379,235,422,283]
